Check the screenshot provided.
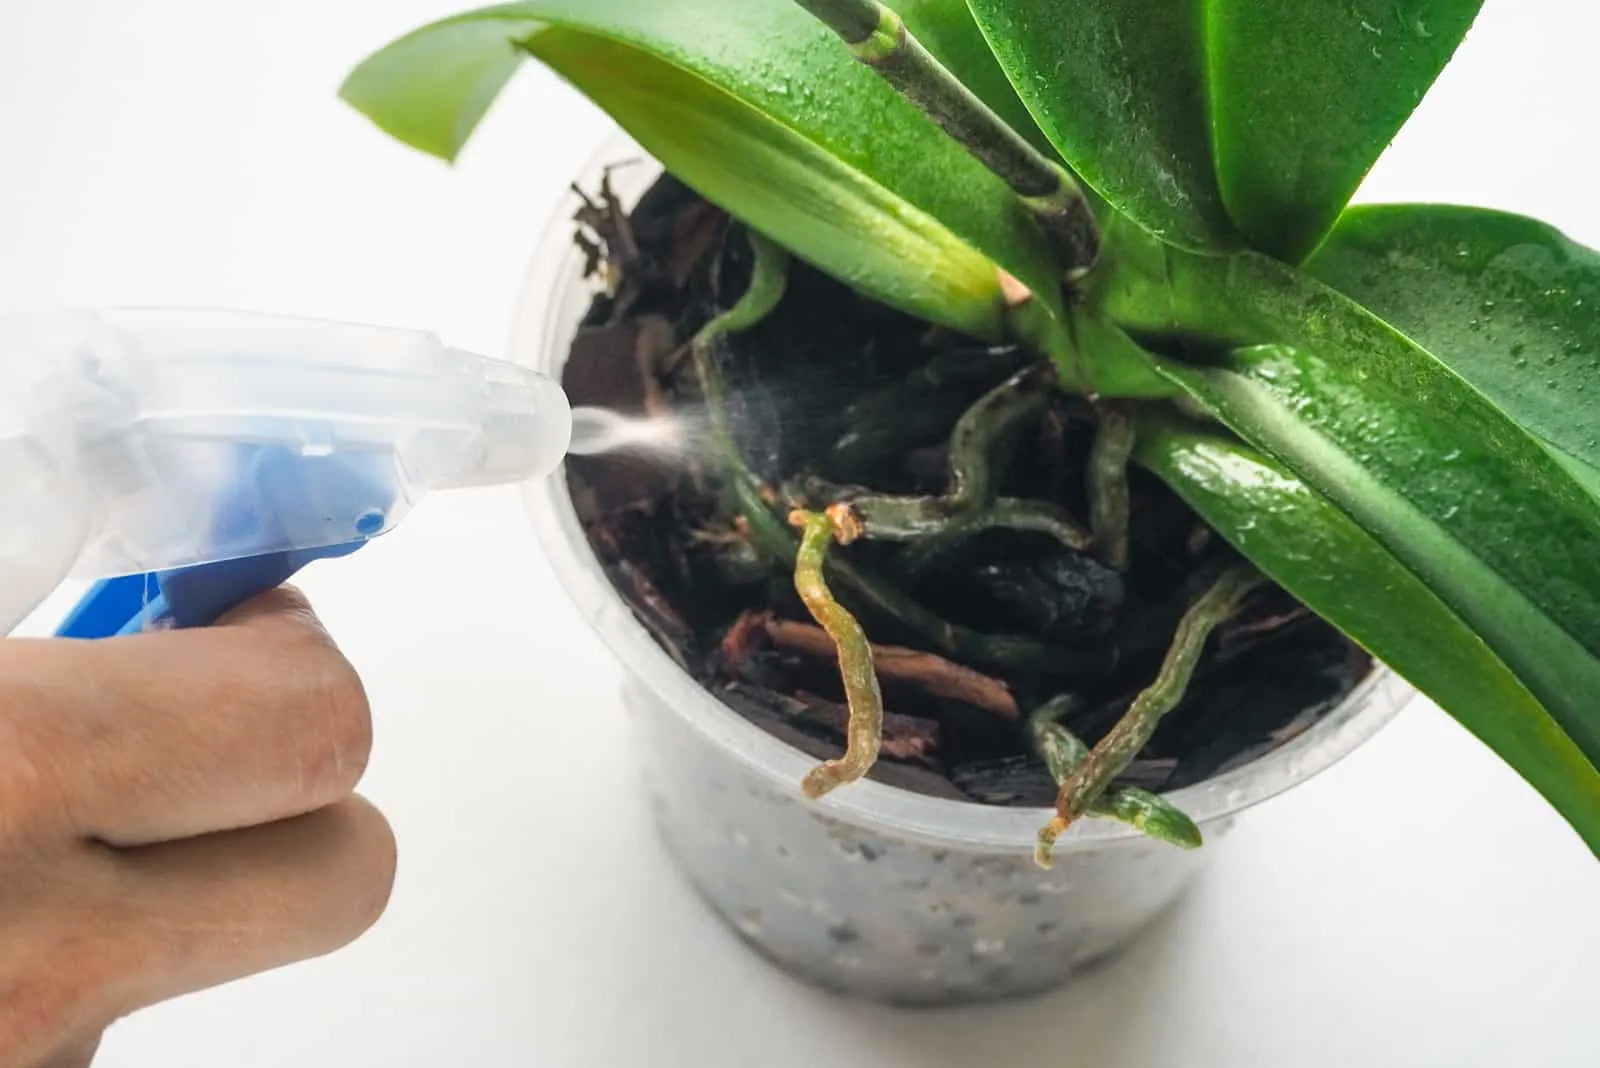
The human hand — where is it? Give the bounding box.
[0,588,396,1068]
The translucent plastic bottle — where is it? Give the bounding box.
[0,308,572,633]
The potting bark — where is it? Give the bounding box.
[561,172,1369,809]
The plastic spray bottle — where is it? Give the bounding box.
[0,308,573,636]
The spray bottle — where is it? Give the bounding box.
[0,308,575,636]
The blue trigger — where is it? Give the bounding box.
[55,574,161,639]
[55,442,394,639]
[56,542,367,639]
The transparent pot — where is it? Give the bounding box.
[511,132,1410,1006]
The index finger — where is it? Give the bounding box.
[215,584,327,631]
[0,586,373,847]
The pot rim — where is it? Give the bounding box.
[507,129,1410,855]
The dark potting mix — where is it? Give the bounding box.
[558,170,1371,809]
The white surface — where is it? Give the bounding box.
[1,2,1596,1065]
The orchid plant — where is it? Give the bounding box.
[341,0,1600,857]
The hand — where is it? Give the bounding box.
[0,588,396,1068]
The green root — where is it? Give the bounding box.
[1027,695,1202,867]
[1097,789,1204,849]
[691,234,792,472]
[1035,565,1265,865]
[895,499,1091,575]
[1087,402,1136,571]
[948,363,1055,508]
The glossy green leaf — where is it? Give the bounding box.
[967,0,1482,262]
[1307,203,1600,494]
[527,29,1010,335]
[1142,251,1600,768]
[1206,1,1483,263]
[340,1,1063,338]
[338,8,529,161]
[1139,419,1600,852]
[966,0,1236,251]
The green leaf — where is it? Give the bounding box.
[1307,203,1600,494]
[966,1,1482,262]
[338,9,530,162]
[966,0,1236,251]
[1205,2,1483,263]
[1138,420,1600,852]
[1141,251,1600,772]
[340,1,1063,338]
[526,28,1011,335]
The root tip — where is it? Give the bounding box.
[801,765,840,799]
[1034,815,1069,869]
[825,501,865,545]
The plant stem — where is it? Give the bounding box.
[792,0,1098,274]
[1036,564,1265,863]
[1088,402,1136,571]
[789,509,886,798]
[1004,286,1084,391]
[1027,696,1201,865]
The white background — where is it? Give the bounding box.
[3,1,1597,1065]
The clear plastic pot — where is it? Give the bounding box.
[511,132,1410,1006]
